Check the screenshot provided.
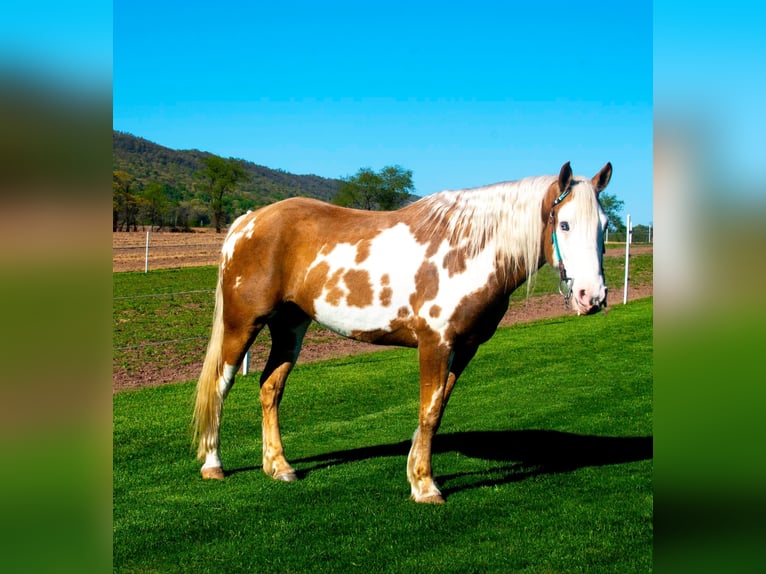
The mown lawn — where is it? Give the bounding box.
[114,298,652,573]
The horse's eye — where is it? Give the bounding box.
[559,222,569,231]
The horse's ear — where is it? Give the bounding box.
[591,162,612,195]
[542,162,573,222]
[558,161,572,193]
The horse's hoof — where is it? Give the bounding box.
[412,493,445,504]
[274,470,298,482]
[201,466,225,480]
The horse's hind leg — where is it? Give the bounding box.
[198,311,264,480]
[260,303,311,482]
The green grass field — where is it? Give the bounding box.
[114,297,652,573]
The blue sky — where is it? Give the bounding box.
[113,1,653,225]
[1,1,111,91]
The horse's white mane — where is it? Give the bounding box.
[410,175,556,282]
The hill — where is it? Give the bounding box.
[113,131,342,230]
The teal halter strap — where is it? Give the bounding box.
[549,187,573,304]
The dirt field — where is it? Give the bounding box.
[113,228,226,272]
[113,229,652,391]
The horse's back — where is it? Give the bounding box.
[221,197,397,296]
[246,197,392,239]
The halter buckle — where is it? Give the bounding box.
[559,277,574,305]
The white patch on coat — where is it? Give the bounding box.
[202,451,222,470]
[221,213,258,268]
[218,363,237,398]
[305,223,496,341]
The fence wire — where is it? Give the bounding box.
[114,289,215,301]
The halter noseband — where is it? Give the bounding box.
[549,187,574,305]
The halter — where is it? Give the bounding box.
[549,187,574,305]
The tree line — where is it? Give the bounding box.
[114,158,628,237]
[113,162,416,232]
[112,131,343,231]
[113,156,253,232]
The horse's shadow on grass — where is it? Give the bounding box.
[228,430,652,497]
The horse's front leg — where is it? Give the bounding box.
[408,338,453,504]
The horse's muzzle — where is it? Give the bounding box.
[576,286,607,315]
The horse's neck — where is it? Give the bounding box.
[496,234,549,297]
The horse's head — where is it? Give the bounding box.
[544,161,612,315]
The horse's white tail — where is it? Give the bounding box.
[193,271,225,461]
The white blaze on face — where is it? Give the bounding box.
[306,222,497,340]
[553,185,608,312]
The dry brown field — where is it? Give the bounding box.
[113,228,226,272]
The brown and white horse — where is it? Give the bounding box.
[193,161,612,503]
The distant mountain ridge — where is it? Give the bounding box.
[113,130,342,206]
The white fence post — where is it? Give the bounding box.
[623,214,631,304]
[144,231,150,273]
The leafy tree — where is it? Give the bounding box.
[599,192,626,233]
[141,182,171,230]
[188,198,211,227]
[113,170,140,231]
[377,166,415,210]
[333,168,379,210]
[173,200,193,231]
[631,223,653,243]
[195,156,248,232]
[333,165,414,210]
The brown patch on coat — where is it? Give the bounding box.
[350,312,429,348]
[442,248,468,277]
[443,262,527,347]
[424,237,442,258]
[302,261,330,316]
[429,305,442,318]
[351,305,416,346]
[378,273,393,306]
[380,287,393,306]
[450,223,468,248]
[325,268,346,306]
[444,280,509,347]
[408,202,457,256]
[409,261,439,315]
[344,269,374,307]
[355,239,372,264]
